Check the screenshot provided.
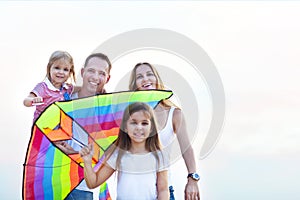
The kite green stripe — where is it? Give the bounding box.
[60,154,71,199]
[52,148,65,199]
[36,104,61,132]
[56,90,172,112]
[96,136,118,151]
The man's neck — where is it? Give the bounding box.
[78,89,105,98]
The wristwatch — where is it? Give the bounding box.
[187,173,200,181]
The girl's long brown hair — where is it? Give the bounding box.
[105,102,162,170]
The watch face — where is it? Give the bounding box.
[188,173,200,181]
[193,173,200,180]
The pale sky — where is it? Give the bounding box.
[1,1,300,199]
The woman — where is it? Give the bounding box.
[129,62,200,200]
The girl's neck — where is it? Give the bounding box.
[51,81,63,89]
[129,143,149,154]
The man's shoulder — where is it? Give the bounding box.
[71,92,79,99]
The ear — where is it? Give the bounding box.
[105,75,111,83]
[81,67,84,77]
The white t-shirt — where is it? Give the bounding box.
[106,149,169,200]
[70,92,95,194]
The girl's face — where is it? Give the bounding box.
[50,59,72,88]
[126,111,152,144]
[135,64,157,90]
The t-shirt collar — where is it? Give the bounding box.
[44,77,69,91]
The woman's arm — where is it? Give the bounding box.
[80,144,115,189]
[173,109,200,199]
[157,170,169,200]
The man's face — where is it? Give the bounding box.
[81,57,110,95]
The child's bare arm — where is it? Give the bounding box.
[23,93,43,107]
[157,170,169,200]
[80,144,115,189]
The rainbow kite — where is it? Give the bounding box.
[23,90,173,200]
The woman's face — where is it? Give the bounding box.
[135,64,157,90]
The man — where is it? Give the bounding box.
[57,53,112,200]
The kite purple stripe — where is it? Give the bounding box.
[34,136,49,199]
[75,110,123,127]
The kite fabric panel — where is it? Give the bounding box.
[23,90,173,200]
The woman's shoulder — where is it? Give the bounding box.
[173,107,183,119]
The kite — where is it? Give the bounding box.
[22,90,173,200]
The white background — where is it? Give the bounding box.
[0,1,300,199]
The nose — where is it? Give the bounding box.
[136,123,143,130]
[57,68,64,74]
[92,72,101,81]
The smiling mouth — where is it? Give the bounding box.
[89,81,99,86]
[133,133,145,138]
[142,83,152,88]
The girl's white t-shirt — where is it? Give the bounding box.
[106,149,169,200]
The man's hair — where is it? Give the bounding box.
[84,53,112,73]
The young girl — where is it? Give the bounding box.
[80,102,170,200]
[129,63,200,200]
[23,50,75,121]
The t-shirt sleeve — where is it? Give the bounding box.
[106,149,118,170]
[31,82,46,97]
[157,150,170,172]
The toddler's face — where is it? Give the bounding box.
[49,59,72,88]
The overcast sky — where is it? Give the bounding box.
[1,1,300,199]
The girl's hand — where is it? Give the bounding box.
[79,144,93,162]
[32,96,44,106]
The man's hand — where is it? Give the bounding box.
[55,141,77,154]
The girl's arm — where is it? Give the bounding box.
[173,109,200,199]
[23,93,43,107]
[157,170,169,200]
[80,144,115,189]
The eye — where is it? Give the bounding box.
[54,66,60,70]
[142,122,149,126]
[147,72,154,77]
[64,68,70,72]
[99,71,106,76]
[87,68,96,74]
[136,75,143,79]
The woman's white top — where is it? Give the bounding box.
[158,106,177,186]
[158,106,176,147]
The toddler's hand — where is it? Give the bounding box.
[32,96,44,106]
